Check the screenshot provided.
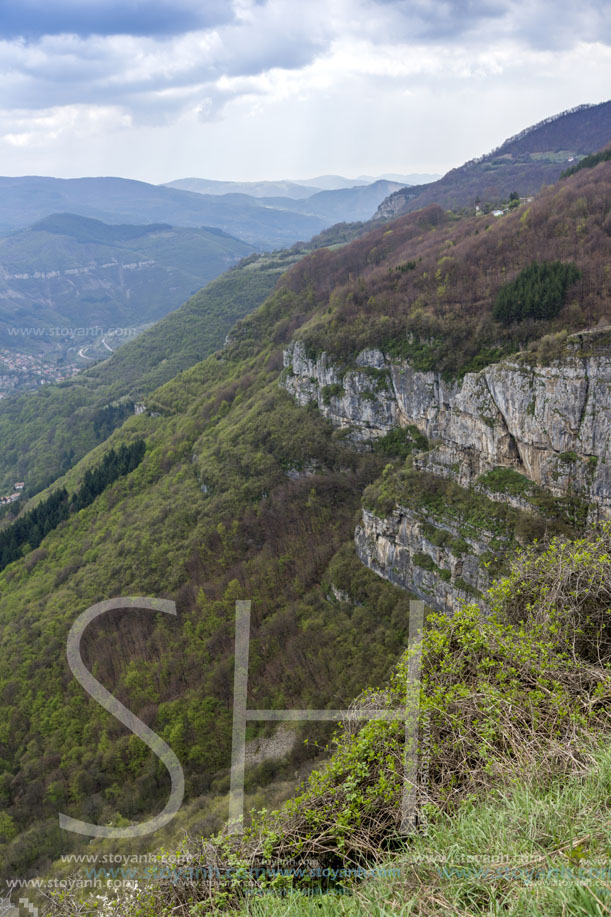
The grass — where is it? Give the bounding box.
[242,743,611,916]
[35,522,611,915]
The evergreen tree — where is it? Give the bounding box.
[493,260,581,325]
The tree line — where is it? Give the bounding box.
[493,260,581,325]
[0,440,145,571]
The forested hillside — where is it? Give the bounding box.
[0,158,608,891]
[0,214,254,353]
[378,99,611,217]
[299,159,611,373]
[0,253,283,496]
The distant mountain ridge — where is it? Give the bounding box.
[164,173,437,198]
[377,99,611,218]
[0,212,253,358]
[256,180,405,223]
[30,212,174,243]
[164,178,320,199]
[0,176,327,249]
[0,174,406,251]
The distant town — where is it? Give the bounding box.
[1,480,24,505]
[0,348,82,397]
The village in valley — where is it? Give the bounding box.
[1,480,24,506]
[0,347,82,397]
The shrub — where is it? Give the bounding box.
[321,383,345,405]
[488,524,611,666]
[372,425,428,459]
[86,526,611,915]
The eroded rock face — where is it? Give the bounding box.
[282,333,611,519]
[355,507,497,614]
[281,331,611,613]
[282,343,398,444]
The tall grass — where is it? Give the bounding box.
[244,744,611,916]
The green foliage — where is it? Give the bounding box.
[0,254,281,495]
[0,297,409,878]
[477,466,533,496]
[476,465,590,530]
[2,160,611,901]
[364,467,521,543]
[488,525,611,666]
[244,744,611,916]
[561,147,611,177]
[321,383,344,405]
[493,261,581,325]
[372,425,428,459]
[530,329,569,364]
[412,551,435,570]
[287,162,610,379]
[101,526,611,916]
[0,440,145,571]
[458,345,513,377]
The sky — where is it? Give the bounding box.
[0,0,608,184]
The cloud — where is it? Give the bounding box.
[0,104,131,147]
[0,0,235,39]
[0,0,607,182]
[0,0,607,120]
[371,0,508,41]
[373,0,611,49]
[506,0,611,50]
[0,0,329,116]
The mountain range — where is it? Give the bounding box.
[164,172,438,198]
[0,102,610,905]
[0,176,327,249]
[377,99,611,217]
[0,175,404,251]
[0,213,253,358]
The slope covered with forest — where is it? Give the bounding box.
[0,253,283,496]
[378,99,611,218]
[0,214,254,354]
[0,158,609,901]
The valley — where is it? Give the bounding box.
[0,101,609,915]
[0,347,81,396]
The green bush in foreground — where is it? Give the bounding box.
[245,743,611,916]
[57,525,611,916]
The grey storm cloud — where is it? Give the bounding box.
[374,0,508,40]
[0,0,607,124]
[0,0,236,39]
[376,0,611,47]
[0,0,327,116]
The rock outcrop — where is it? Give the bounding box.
[282,331,611,519]
[282,329,611,612]
[355,506,499,614]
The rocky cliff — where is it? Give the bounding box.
[282,328,611,611]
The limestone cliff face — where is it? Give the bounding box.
[282,330,611,613]
[282,332,611,520]
[375,187,418,220]
[281,344,398,444]
[355,507,499,614]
